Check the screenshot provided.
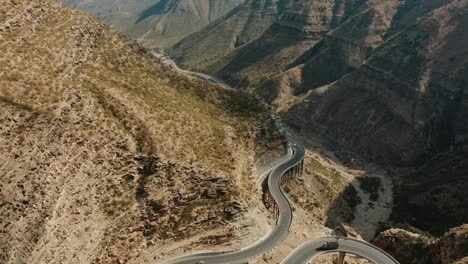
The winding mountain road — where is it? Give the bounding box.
[163,138,305,264]
[156,51,399,264]
[281,237,399,264]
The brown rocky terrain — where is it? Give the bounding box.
[171,0,367,87]
[259,0,451,102]
[171,0,457,102]
[170,0,288,76]
[287,0,468,235]
[0,1,284,263]
[373,225,468,264]
[170,0,468,260]
[2,0,467,263]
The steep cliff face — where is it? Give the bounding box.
[0,1,282,263]
[288,0,468,232]
[373,228,436,264]
[280,0,401,95]
[373,225,468,264]
[255,0,455,109]
[61,0,243,48]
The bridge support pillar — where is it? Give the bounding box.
[300,160,304,177]
[337,252,345,264]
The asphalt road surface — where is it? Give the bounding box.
[281,237,399,264]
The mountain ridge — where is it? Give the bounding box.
[61,0,244,48]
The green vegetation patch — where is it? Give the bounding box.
[343,185,362,210]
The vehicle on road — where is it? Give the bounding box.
[316,241,339,251]
[195,261,205,264]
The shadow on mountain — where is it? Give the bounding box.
[325,149,468,238]
[216,22,312,86]
[325,171,390,240]
[137,0,174,23]
[326,180,361,228]
[390,150,468,236]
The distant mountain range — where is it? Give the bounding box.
[61,0,244,48]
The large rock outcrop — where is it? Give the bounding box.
[373,225,468,264]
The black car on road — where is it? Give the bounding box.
[316,241,339,251]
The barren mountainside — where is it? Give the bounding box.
[0,0,283,263]
[286,0,468,235]
[171,0,367,86]
[62,0,243,48]
[2,0,468,263]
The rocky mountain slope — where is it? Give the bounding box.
[259,0,451,102]
[287,0,468,235]
[172,0,467,259]
[170,0,368,86]
[170,0,292,79]
[171,0,467,236]
[61,0,243,48]
[373,225,468,264]
[0,1,283,263]
[171,0,455,91]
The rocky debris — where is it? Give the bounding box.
[133,162,245,244]
[373,228,435,264]
[337,224,364,241]
[224,201,244,220]
[434,225,468,264]
[189,230,236,248]
[373,225,468,264]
